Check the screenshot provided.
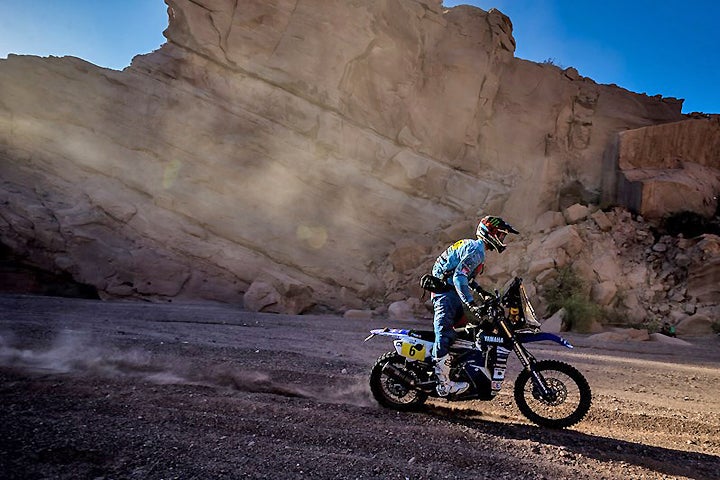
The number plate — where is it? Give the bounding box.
[400,341,426,361]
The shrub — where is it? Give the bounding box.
[631,318,660,333]
[542,57,564,68]
[545,266,583,311]
[544,266,601,333]
[712,321,720,335]
[562,295,601,333]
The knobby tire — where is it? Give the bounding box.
[369,352,427,411]
[514,359,592,429]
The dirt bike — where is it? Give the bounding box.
[365,277,592,428]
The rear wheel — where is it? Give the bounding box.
[369,352,427,411]
[514,360,591,428]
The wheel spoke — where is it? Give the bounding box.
[525,372,579,419]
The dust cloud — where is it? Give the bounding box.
[0,331,373,407]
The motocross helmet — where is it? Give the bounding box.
[476,215,519,253]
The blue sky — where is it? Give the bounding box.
[0,0,717,113]
[0,0,167,70]
[445,0,719,114]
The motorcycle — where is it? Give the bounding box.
[365,277,592,428]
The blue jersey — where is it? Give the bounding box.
[431,239,485,304]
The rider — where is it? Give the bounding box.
[430,215,519,396]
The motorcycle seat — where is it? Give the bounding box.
[407,330,435,342]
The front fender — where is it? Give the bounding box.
[517,331,574,349]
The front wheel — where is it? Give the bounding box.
[514,360,592,428]
[369,352,427,411]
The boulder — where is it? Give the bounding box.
[675,314,715,336]
[535,268,557,285]
[243,275,314,315]
[592,254,622,283]
[687,235,720,303]
[619,292,647,323]
[591,210,613,232]
[541,308,565,333]
[388,300,415,321]
[405,297,427,316]
[589,328,649,342]
[535,211,565,233]
[668,310,687,324]
[528,257,555,276]
[591,281,617,306]
[696,304,720,320]
[541,225,584,257]
[624,263,648,288]
[563,203,590,224]
[618,163,720,219]
[243,281,281,313]
[622,328,651,341]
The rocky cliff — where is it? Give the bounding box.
[0,0,689,312]
[614,117,720,218]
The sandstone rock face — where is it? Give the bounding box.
[613,118,720,218]
[619,118,720,170]
[0,0,686,311]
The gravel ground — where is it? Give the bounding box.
[1,294,719,479]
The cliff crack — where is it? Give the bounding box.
[271,0,300,58]
[185,0,215,13]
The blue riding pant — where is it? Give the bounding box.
[432,290,465,358]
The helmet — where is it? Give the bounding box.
[476,216,519,253]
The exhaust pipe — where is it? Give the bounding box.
[382,363,417,388]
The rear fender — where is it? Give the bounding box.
[365,328,433,361]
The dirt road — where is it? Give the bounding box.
[1,295,719,479]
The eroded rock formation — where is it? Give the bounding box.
[0,0,691,312]
[613,117,720,218]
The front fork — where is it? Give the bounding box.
[499,320,556,401]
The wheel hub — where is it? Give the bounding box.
[533,378,568,406]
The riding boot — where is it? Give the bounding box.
[434,354,469,396]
